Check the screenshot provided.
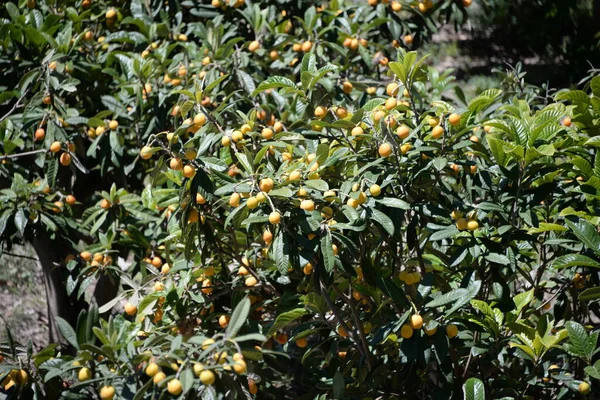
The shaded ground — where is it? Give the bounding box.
[0,245,49,351]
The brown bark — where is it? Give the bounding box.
[32,231,84,347]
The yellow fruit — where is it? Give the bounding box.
[342,81,353,94]
[323,190,336,201]
[467,220,479,231]
[229,193,241,207]
[50,141,62,153]
[167,378,182,395]
[351,126,364,136]
[301,40,313,52]
[59,153,71,166]
[404,34,413,45]
[378,142,393,158]
[336,107,348,119]
[248,40,260,52]
[193,113,207,126]
[400,143,412,154]
[34,128,45,141]
[385,97,397,110]
[303,262,313,275]
[78,367,92,382]
[232,130,244,142]
[245,276,258,286]
[146,363,160,378]
[153,371,166,384]
[424,325,438,336]
[563,116,572,127]
[579,382,591,394]
[169,158,183,170]
[296,337,308,348]
[314,106,327,119]
[140,146,153,159]
[161,263,171,274]
[221,136,231,146]
[431,126,444,139]
[108,120,119,130]
[366,184,381,198]
[410,314,423,330]
[201,338,215,350]
[456,218,468,231]
[446,324,459,338]
[105,9,116,19]
[233,359,247,374]
[269,211,281,224]
[99,385,115,400]
[259,178,274,193]
[300,199,315,211]
[182,165,196,178]
[218,315,230,328]
[450,210,463,220]
[400,324,413,339]
[347,198,359,208]
[386,82,399,96]
[261,128,274,140]
[397,125,410,140]
[373,110,386,122]
[276,332,288,344]
[448,113,461,126]
[200,369,215,385]
[246,197,259,210]
[337,325,349,338]
[124,302,137,316]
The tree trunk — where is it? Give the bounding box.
[32,231,85,348]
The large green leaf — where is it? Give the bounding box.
[463,377,485,400]
[226,297,251,338]
[552,254,600,269]
[266,308,308,337]
[565,217,600,254]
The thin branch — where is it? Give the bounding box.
[1,251,40,262]
[0,149,47,161]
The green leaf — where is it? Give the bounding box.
[565,217,600,254]
[376,197,410,210]
[273,230,289,274]
[180,368,194,395]
[579,287,600,302]
[266,308,308,337]
[584,361,600,380]
[252,76,298,96]
[370,208,394,236]
[463,377,485,400]
[485,253,510,264]
[226,297,251,338]
[552,254,600,269]
[321,231,335,273]
[13,209,27,235]
[429,226,460,241]
[513,289,534,315]
[204,73,230,95]
[56,317,79,349]
[426,280,481,315]
[565,321,593,361]
[333,369,345,399]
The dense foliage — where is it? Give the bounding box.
[0,0,599,399]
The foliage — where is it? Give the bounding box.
[0,0,599,399]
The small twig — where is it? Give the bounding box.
[0,149,47,160]
[0,89,29,124]
[0,252,40,262]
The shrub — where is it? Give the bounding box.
[0,0,599,399]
